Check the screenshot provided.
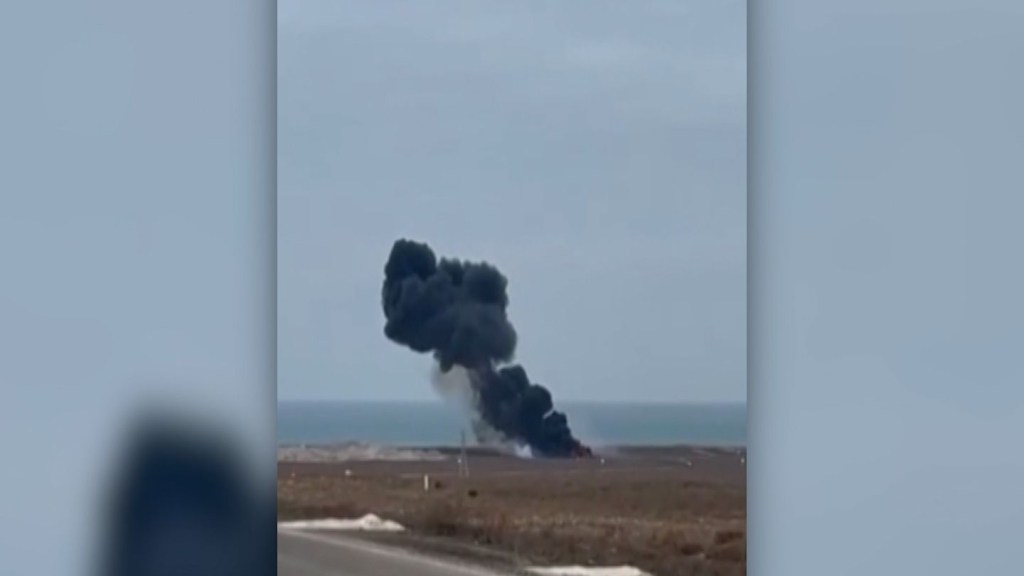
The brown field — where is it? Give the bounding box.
[278,445,746,576]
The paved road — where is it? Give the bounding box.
[278,529,515,576]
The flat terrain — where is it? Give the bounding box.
[279,529,513,576]
[278,445,746,576]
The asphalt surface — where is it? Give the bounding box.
[278,529,515,576]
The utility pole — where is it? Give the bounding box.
[459,428,470,477]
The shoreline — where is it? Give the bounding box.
[277,442,746,468]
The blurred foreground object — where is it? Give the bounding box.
[98,414,273,576]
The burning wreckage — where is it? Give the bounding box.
[381,239,592,459]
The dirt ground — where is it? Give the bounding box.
[278,445,746,576]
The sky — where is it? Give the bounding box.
[278,0,746,402]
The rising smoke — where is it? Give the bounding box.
[382,239,590,458]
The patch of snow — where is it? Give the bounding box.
[278,514,405,532]
[526,567,652,576]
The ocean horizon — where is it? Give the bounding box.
[278,400,746,447]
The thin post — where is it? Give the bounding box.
[460,428,470,477]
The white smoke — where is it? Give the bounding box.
[430,363,525,451]
[471,417,505,445]
[430,363,495,446]
[429,363,476,410]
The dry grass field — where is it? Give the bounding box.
[278,446,746,576]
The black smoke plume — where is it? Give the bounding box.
[382,239,590,458]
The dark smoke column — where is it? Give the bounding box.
[381,239,591,458]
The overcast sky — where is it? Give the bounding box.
[278,0,746,402]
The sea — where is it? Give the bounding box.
[278,401,746,447]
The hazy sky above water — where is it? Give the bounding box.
[278,1,746,402]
